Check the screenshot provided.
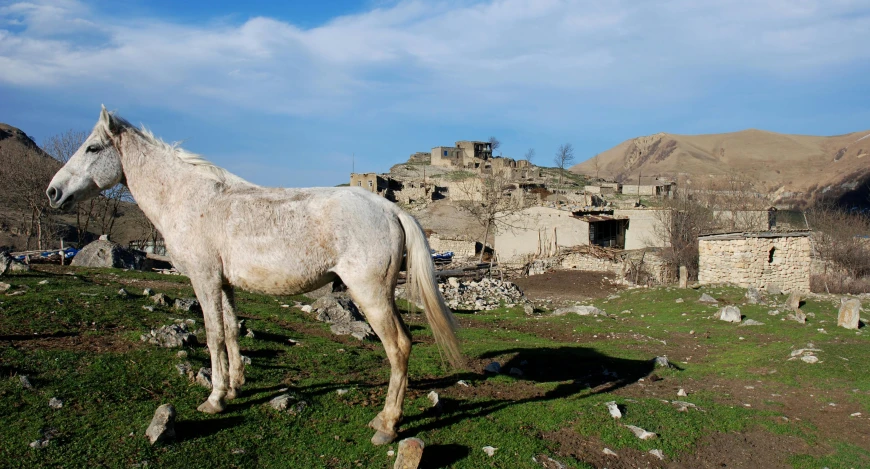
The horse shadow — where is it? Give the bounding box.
[175,416,245,442]
[399,346,656,466]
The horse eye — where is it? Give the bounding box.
[86,144,101,153]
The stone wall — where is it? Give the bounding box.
[698,233,811,293]
[429,236,477,258]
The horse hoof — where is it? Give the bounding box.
[371,430,397,446]
[226,388,240,400]
[197,400,225,414]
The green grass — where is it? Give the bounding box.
[1,269,869,467]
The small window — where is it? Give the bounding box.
[356,181,361,186]
[368,181,373,188]
[768,247,776,263]
[444,150,448,156]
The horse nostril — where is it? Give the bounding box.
[47,186,61,203]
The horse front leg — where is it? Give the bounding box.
[221,286,245,400]
[191,278,230,414]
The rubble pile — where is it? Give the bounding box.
[438,277,530,311]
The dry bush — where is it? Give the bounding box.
[811,273,870,295]
[805,205,870,279]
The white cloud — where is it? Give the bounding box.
[0,0,868,120]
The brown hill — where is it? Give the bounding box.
[571,129,870,207]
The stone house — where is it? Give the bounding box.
[697,231,811,293]
[350,172,388,194]
[431,140,493,168]
[621,177,674,197]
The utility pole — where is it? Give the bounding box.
[352,153,355,174]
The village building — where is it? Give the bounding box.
[621,177,675,197]
[697,231,811,293]
[350,172,389,194]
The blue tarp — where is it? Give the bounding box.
[14,247,78,262]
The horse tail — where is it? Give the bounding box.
[396,211,464,368]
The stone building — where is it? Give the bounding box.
[697,231,811,293]
[621,177,675,197]
[431,140,493,168]
[350,173,388,194]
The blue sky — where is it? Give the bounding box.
[1,0,869,188]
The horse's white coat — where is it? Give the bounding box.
[46,107,462,445]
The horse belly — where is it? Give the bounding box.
[227,263,333,296]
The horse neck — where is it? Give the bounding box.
[117,131,220,232]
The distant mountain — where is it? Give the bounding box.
[571,129,870,207]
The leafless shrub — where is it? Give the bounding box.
[811,273,870,294]
[653,189,717,280]
[805,205,870,279]
[453,172,526,262]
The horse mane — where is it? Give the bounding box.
[111,112,250,186]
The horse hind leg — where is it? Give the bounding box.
[349,285,411,445]
[221,286,244,400]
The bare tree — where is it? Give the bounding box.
[488,136,501,156]
[524,148,535,165]
[453,172,526,262]
[653,188,717,281]
[806,204,870,280]
[0,147,62,249]
[42,129,87,163]
[553,143,574,186]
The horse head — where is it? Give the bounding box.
[46,105,125,210]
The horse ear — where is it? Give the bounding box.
[100,105,122,135]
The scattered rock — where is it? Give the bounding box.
[336,389,349,396]
[118,288,129,297]
[532,454,567,469]
[745,287,763,304]
[142,305,155,312]
[48,397,63,409]
[509,367,524,377]
[300,304,312,313]
[143,288,154,296]
[605,401,622,419]
[38,279,49,285]
[173,298,201,313]
[716,305,742,323]
[524,303,535,315]
[484,362,501,374]
[482,446,497,457]
[740,319,765,326]
[838,298,861,330]
[427,391,442,412]
[29,428,58,449]
[649,449,665,460]
[0,282,10,292]
[675,298,684,303]
[603,448,618,457]
[141,323,197,348]
[241,355,252,365]
[766,284,782,295]
[698,293,718,304]
[801,355,819,364]
[311,293,376,341]
[553,305,605,316]
[394,438,425,469]
[145,404,176,445]
[19,375,33,390]
[786,293,801,312]
[767,310,781,316]
[175,362,192,376]
[653,356,671,368]
[786,310,807,324]
[677,388,687,397]
[196,368,212,388]
[269,394,295,411]
[624,424,657,440]
[151,293,169,306]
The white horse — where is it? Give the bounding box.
[46,106,462,445]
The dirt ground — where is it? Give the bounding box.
[513,270,623,306]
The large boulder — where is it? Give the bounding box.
[838,298,861,330]
[311,293,376,341]
[71,240,146,270]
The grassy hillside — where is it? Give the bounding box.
[1,266,869,467]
